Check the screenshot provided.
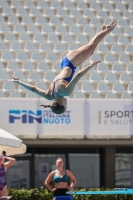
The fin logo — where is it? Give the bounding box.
[9,110,42,123]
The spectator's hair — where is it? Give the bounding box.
[56,157,63,162]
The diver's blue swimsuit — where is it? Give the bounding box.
[52,57,76,99]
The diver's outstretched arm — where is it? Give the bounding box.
[65,60,101,96]
[8,77,51,100]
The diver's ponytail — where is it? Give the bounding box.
[39,104,52,108]
[39,99,67,114]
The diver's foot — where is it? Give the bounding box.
[102,20,116,30]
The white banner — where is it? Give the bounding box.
[0,99,133,138]
[0,99,84,138]
[87,99,133,137]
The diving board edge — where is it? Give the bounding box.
[67,189,133,195]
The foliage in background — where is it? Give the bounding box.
[8,187,133,200]
[8,187,53,200]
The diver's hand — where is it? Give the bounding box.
[90,60,101,67]
[8,77,19,83]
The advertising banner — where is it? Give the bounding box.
[0,98,85,138]
[87,99,133,136]
[0,98,133,138]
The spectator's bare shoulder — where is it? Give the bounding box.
[49,170,55,177]
[66,170,71,175]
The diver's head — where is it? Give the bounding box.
[40,98,67,114]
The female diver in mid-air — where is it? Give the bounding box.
[9,20,116,114]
